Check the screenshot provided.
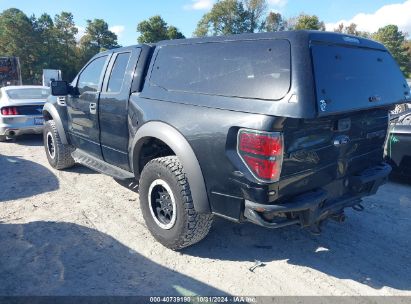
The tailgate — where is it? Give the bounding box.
[279,108,389,199]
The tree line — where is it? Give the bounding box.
[1,0,410,84]
[0,8,119,83]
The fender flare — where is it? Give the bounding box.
[131,121,211,213]
[42,103,69,145]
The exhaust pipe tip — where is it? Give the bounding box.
[6,130,16,137]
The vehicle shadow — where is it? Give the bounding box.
[184,190,411,291]
[0,154,59,202]
[9,134,44,147]
[0,221,225,296]
[64,164,99,175]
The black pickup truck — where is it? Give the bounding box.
[43,31,410,250]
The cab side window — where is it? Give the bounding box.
[77,56,107,95]
[107,52,131,93]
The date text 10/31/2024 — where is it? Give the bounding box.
[149,296,257,303]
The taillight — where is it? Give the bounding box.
[1,107,19,115]
[237,129,283,182]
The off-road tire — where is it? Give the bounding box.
[0,135,6,142]
[43,120,75,170]
[139,156,213,250]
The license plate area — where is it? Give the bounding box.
[34,117,44,125]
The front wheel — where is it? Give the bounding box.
[43,120,75,170]
[0,135,7,142]
[139,156,213,250]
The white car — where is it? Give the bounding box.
[0,85,50,141]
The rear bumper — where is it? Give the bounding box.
[244,162,391,228]
[0,115,44,136]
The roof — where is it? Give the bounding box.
[94,31,387,58]
[156,30,386,50]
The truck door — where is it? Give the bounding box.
[99,47,142,170]
[67,54,111,159]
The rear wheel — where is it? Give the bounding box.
[43,120,75,169]
[139,156,213,250]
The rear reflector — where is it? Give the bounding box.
[238,129,283,182]
[1,107,19,116]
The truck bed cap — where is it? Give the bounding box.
[157,30,386,51]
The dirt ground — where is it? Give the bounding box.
[0,134,411,296]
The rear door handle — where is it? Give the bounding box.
[89,102,97,114]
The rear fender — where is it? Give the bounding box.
[130,121,211,213]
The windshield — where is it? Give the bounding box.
[312,44,408,115]
[6,88,50,99]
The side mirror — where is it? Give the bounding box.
[51,80,70,96]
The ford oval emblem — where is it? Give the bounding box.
[333,135,350,146]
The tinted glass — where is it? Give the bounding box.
[6,88,50,99]
[312,44,408,115]
[107,52,131,93]
[150,40,291,100]
[78,56,107,94]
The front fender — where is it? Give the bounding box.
[130,121,211,213]
[42,101,69,145]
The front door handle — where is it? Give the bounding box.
[89,102,97,115]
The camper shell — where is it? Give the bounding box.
[43,30,410,249]
[142,31,409,120]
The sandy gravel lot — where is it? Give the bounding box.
[0,134,411,296]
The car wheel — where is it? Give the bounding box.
[43,120,75,170]
[0,135,6,142]
[139,156,213,250]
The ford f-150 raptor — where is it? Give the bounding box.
[43,31,410,249]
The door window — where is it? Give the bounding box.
[107,52,131,93]
[77,56,107,95]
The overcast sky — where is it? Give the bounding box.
[0,0,410,45]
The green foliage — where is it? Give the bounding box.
[167,26,185,40]
[78,19,119,70]
[243,0,267,33]
[193,0,249,37]
[260,12,287,32]
[0,8,41,83]
[81,19,119,51]
[194,0,271,36]
[333,23,370,38]
[193,1,327,36]
[372,25,410,77]
[137,15,185,43]
[292,14,325,31]
[0,8,119,84]
[53,12,79,82]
